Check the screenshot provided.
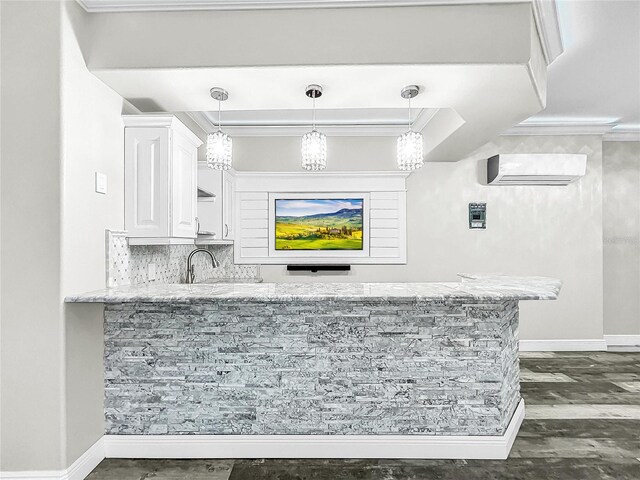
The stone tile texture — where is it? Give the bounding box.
[88,352,640,480]
[104,299,520,436]
[106,230,259,287]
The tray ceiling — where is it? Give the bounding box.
[85,2,550,161]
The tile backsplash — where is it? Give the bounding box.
[106,230,259,287]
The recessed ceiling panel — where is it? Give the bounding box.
[183,107,446,136]
[198,108,425,127]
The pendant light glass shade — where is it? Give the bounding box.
[206,87,232,170]
[396,85,424,171]
[301,84,326,171]
[206,130,233,170]
[397,130,424,171]
[301,129,327,171]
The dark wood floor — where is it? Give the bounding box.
[87,352,640,479]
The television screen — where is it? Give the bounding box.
[275,198,364,250]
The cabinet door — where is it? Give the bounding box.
[222,170,235,240]
[170,132,198,238]
[197,166,223,238]
[124,127,170,237]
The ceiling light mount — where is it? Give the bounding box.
[305,84,323,99]
[210,87,229,102]
[400,85,420,100]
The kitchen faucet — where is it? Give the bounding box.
[186,248,219,284]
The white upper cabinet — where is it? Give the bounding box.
[196,165,235,244]
[123,115,203,245]
[124,127,170,238]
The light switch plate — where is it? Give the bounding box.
[95,172,107,194]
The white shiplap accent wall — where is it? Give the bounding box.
[369,191,406,260]
[234,172,408,265]
[238,192,269,259]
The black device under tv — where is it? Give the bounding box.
[287,265,351,273]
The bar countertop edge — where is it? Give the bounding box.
[64,274,562,303]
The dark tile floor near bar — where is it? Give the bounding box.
[87,352,640,480]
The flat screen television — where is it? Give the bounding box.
[274,198,364,251]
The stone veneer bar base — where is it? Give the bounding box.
[105,298,521,440]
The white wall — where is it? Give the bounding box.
[61,0,126,466]
[603,141,640,335]
[1,0,126,471]
[235,135,604,341]
[1,0,65,471]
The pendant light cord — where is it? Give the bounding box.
[218,98,222,132]
[408,96,411,132]
[312,94,316,131]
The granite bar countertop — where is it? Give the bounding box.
[65,274,561,303]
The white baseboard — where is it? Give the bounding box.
[103,400,525,460]
[65,437,105,480]
[0,437,105,480]
[0,472,62,479]
[519,339,607,351]
[604,335,640,351]
[0,400,526,478]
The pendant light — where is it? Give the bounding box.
[206,87,232,170]
[397,85,424,171]
[301,84,327,171]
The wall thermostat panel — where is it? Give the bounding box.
[469,203,486,229]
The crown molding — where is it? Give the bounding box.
[531,0,564,65]
[502,122,616,136]
[411,108,438,133]
[235,170,411,179]
[211,125,408,136]
[78,0,530,13]
[186,109,438,137]
[503,121,640,140]
[122,114,204,146]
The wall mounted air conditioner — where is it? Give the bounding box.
[487,154,587,186]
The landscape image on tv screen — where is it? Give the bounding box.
[275,198,363,250]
